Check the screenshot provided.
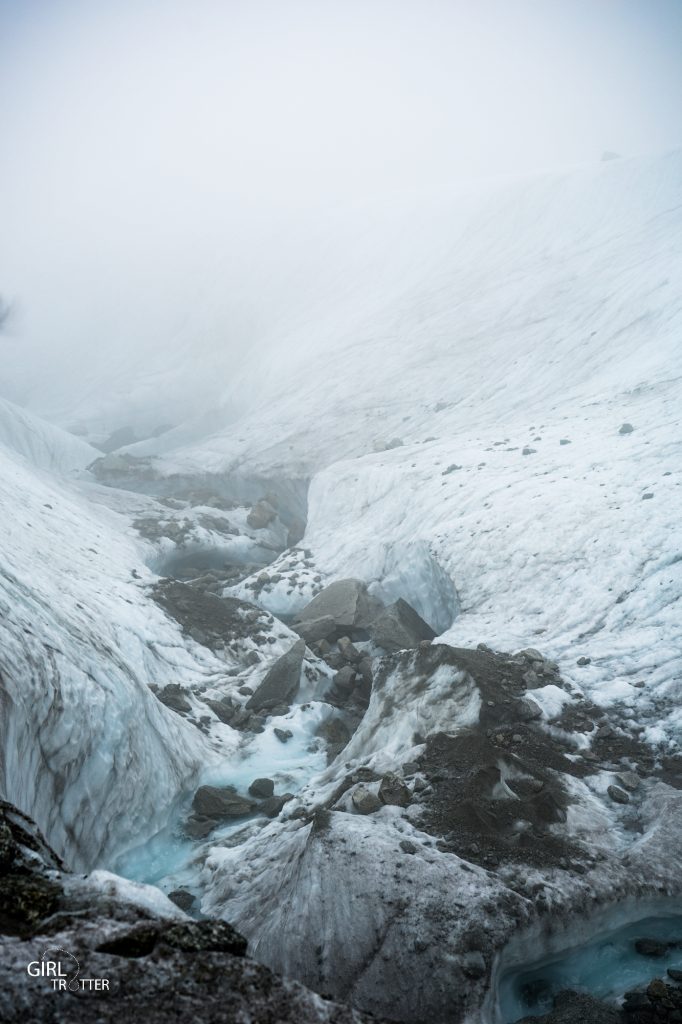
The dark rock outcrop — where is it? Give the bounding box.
[0,800,381,1024]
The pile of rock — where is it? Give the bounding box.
[185,780,294,839]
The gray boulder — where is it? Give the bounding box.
[247,499,277,529]
[248,778,275,799]
[378,773,411,808]
[295,580,383,633]
[246,639,305,711]
[292,615,337,643]
[368,599,436,652]
[352,786,382,815]
[192,785,255,819]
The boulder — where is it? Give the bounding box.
[249,778,275,799]
[368,599,436,652]
[246,639,305,711]
[246,500,277,530]
[607,784,630,805]
[192,786,255,819]
[295,579,383,633]
[378,772,412,808]
[292,615,337,643]
[168,889,195,912]
[274,727,293,743]
[351,786,382,815]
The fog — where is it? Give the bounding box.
[1,0,680,431]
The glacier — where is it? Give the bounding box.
[0,150,680,1023]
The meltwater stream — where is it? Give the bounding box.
[498,916,682,1022]
[112,700,329,893]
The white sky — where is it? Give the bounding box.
[0,0,680,422]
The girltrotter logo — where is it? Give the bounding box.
[26,947,109,991]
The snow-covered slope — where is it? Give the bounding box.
[0,441,226,869]
[0,396,98,473]
[119,150,682,742]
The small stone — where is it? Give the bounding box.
[619,422,634,434]
[577,656,591,666]
[607,784,630,805]
[642,492,654,500]
[274,727,293,743]
[168,889,195,912]
[399,840,417,855]
[522,447,537,455]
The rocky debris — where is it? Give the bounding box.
[352,786,382,815]
[247,498,278,529]
[249,778,275,799]
[152,578,275,652]
[622,976,682,1023]
[619,422,635,434]
[155,683,191,714]
[368,598,437,652]
[185,785,256,837]
[245,638,305,711]
[608,784,630,804]
[295,579,384,638]
[167,889,195,912]
[517,989,622,1023]
[378,773,412,808]
[0,801,378,1024]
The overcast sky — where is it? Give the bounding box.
[1,0,681,422]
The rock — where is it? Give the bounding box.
[642,492,654,500]
[378,772,412,808]
[192,785,255,819]
[295,579,383,633]
[619,422,634,434]
[157,683,191,714]
[607,784,630,805]
[399,840,417,854]
[576,656,591,666]
[246,499,277,529]
[635,937,676,957]
[248,778,275,799]
[559,438,571,445]
[246,639,305,711]
[259,795,291,818]
[337,636,362,662]
[204,698,236,724]
[292,615,337,643]
[168,889,195,912]
[318,717,351,758]
[615,770,640,792]
[274,727,293,743]
[647,977,668,999]
[522,447,537,455]
[517,697,543,721]
[461,950,487,979]
[668,969,682,982]
[332,665,356,697]
[352,786,382,815]
[368,599,436,652]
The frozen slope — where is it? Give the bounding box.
[133,150,681,741]
[0,396,98,474]
[0,442,229,870]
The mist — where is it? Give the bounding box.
[1,0,681,431]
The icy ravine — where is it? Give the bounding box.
[0,432,225,869]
